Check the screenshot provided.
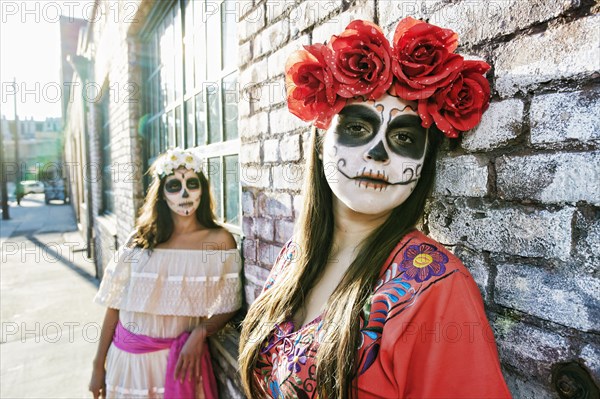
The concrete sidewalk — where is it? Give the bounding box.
[1,195,105,398]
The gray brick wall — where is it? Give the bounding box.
[68,0,600,396]
[238,1,600,397]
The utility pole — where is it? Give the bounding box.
[1,115,9,219]
[13,78,22,205]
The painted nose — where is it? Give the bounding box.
[364,140,390,164]
[182,189,189,198]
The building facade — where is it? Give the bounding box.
[61,1,600,397]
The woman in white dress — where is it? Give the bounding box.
[89,148,242,399]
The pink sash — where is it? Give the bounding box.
[112,321,218,399]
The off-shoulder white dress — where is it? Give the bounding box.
[94,245,242,399]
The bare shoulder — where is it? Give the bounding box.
[202,227,237,250]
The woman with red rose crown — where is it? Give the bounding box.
[239,17,511,399]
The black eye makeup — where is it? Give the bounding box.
[164,177,200,193]
[336,105,381,147]
[385,115,427,159]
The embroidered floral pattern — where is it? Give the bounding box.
[256,234,457,396]
[398,243,448,282]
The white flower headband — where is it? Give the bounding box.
[154,147,203,178]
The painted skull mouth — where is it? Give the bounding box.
[353,168,390,191]
[179,201,194,207]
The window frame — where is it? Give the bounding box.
[139,0,241,234]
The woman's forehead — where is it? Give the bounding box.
[166,167,197,180]
[345,93,419,122]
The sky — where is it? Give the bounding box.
[0,0,95,121]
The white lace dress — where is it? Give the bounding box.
[93,245,242,399]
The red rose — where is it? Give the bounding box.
[286,44,347,129]
[391,17,463,100]
[325,20,393,100]
[418,60,491,138]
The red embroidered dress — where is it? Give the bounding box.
[254,230,512,398]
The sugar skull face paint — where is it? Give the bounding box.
[322,93,428,215]
[163,167,201,216]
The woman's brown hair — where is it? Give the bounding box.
[239,124,442,398]
[130,155,219,249]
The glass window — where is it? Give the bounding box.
[208,157,222,219]
[142,0,240,228]
[224,154,239,225]
[100,86,113,214]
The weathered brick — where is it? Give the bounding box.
[265,0,296,22]
[270,106,311,135]
[461,99,524,152]
[275,219,295,243]
[496,264,600,332]
[280,134,301,162]
[239,111,268,139]
[243,263,271,288]
[267,36,310,80]
[263,139,279,162]
[272,163,305,191]
[265,77,287,108]
[257,191,293,217]
[242,190,255,216]
[530,88,600,144]
[238,40,252,68]
[259,242,282,266]
[311,2,374,44]
[260,18,290,56]
[240,165,271,189]
[504,370,557,399]
[238,3,265,43]
[494,318,572,380]
[242,217,255,237]
[580,344,600,382]
[239,58,268,88]
[430,0,579,45]
[293,194,304,218]
[256,217,275,241]
[238,0,261,21]
[574,209,600,275]
[494,16,600,97]
[453,245,490,300]
[239,141,261,164]
[427,199,574,261]
[243,236,257,262]
[496,152,600,205]
[290,0,342,36]
[433,155,488,197]
[378,0,444,31]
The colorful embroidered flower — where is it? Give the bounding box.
[285,43,347,129]
[287,346,308,373]
[325,20,394,100]
[390,17,463,100]
[418,60,491,138]
[272,348,290,382]
[399,243,448,282]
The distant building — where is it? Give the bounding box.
[1,116,64,181]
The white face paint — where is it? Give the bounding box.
[322,93,428,215]
[163,167,202,217]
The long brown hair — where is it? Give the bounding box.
[239,125,442,398]
[130,155,219,249]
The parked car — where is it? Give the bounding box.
[20,180,45,194]
[44,180,66,204]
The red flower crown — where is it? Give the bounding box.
[285,17,491,138]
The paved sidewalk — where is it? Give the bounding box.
[1,195,105,398]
